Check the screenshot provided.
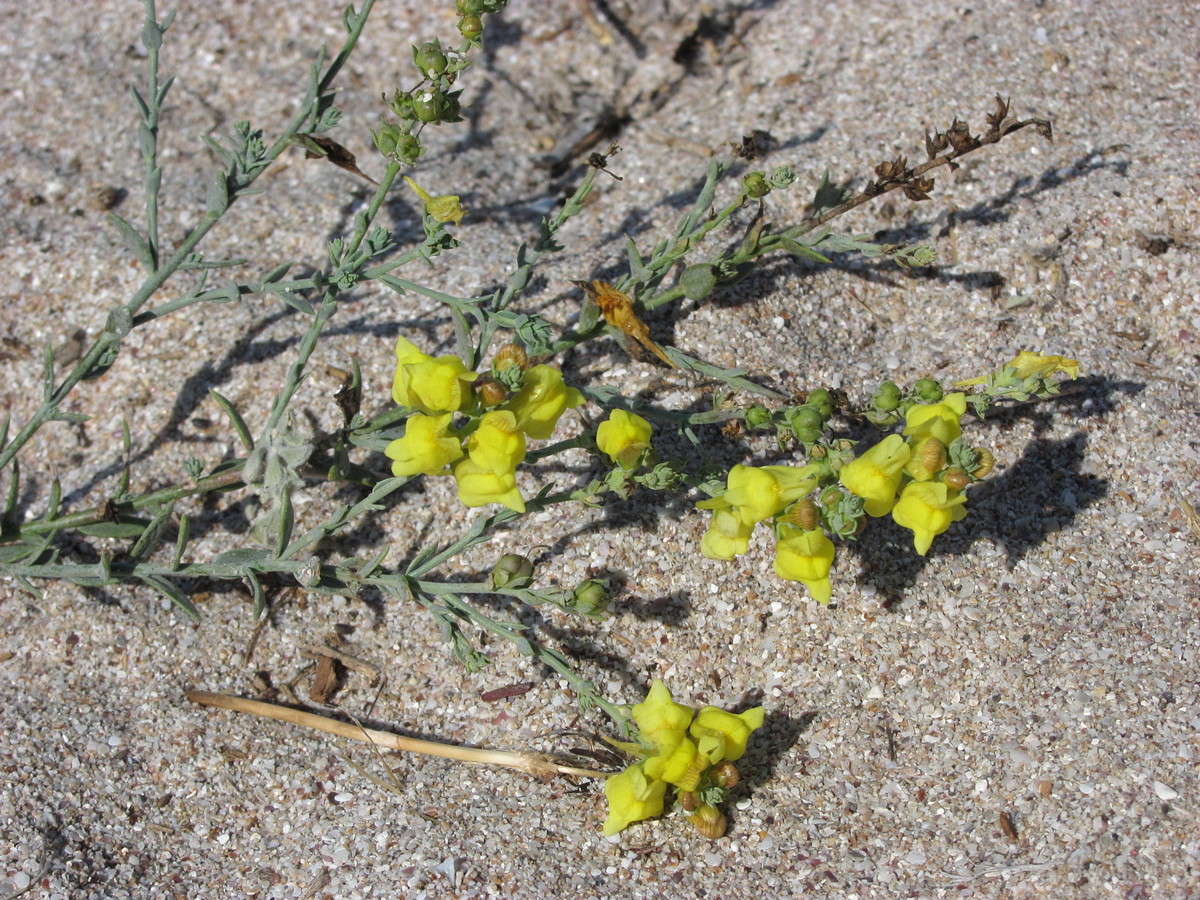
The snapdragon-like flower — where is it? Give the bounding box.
[504,365,584,439]
[403,176,465,226]
[773,524,836,604]
[698,464,820,528]
[596,409,653,468]
[1005,350,1080,380]
[392,337,476,415]
[689,705,766,764]
[384,412,463,476]
[891,480,968,555]
[464,410,526,474]
[451,457,525,512]
[602,680,765,837]
[631,679,694,748]
[700,507,754,560]
[839,433,912,516]
[903,392,967,445]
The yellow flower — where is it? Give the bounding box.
[773,525,836,604]
[642,731,703,790]
[891,481,968,555]
[698,464,820,527]
[465,410,526,474]
[689,705,765,765]
[1006,350,1080,380]
[839,434,912,516]
[902,392,967,445]
[384,412,462,476]
[392,337,476,415]
[602,763,667,836]
[504,365,585,440]
[699,507,754,560]
[596,409,653,468]
[403,176,465,226]
[451,457,525,512]
[632,679,695,749]
[956,350,1081,387]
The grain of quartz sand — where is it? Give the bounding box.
[1,0,1197,897]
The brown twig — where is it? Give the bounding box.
[185,690,610,779]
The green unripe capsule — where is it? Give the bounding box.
[413,41,448,77]
[680,264,718,301]
[458,15,483,40]
[871,380,901,413]
[571,579,609,618]
[490,554,534,589]
[742,171,770,200]
[806,388,834,420]
[744,405,773,429]
[912,378,944,402]
[411,88,444,123]
[789,406,824,443]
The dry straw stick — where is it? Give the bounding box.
[185,690,610,779]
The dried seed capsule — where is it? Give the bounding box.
[943,466,970,492]
[679,790,700,813]
[476,378,509,407]
[492,343,529,373]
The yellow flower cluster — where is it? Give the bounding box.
[385,338,584,512]
[603,680,764,838]
[839,393,970,554]
[697,463,833,602]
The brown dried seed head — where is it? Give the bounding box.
[711,761,740,789]
[493,343,529,373]
[943,467,970,492]
[476,378,509,407]
[679,790,700,813]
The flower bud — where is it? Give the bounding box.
[711,761,739,789]
[690,804,728,840]
[912,378,944,402]
[972,448,995,479]
[475,377,509,408]
[492,343,529,374]
[570,579,609,618]
[489,554,534,589]
[942,466,970,491]
[783,498,820,531]
[742,171,770,200]
[680,264,718,301]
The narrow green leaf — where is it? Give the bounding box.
[0,543,33,564]
[129,85,150,121]
[278,292,315,315]
[140,574,201,622]
[203,136,233,167]
[171,513,190,571]
[209,389,254,451]
[155,75,175,108]
[46,478,61,520]
[77,519,151,539]
[274,490,295,559]
[624,234,647,281]
[206,170,229,215]
[247,570,266,620]
[260,261,293,284]
[42,344,55,402]
[0,414,9,451]
[777,237,831,264]
[118,418,132,497]
[212,548,275,568]
[129,504,174,563]
[3,458,19,527]
[107,212,154,269]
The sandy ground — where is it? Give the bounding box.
[1,0,1198,897]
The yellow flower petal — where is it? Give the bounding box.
[839,434,911,516]
[602,763,666,836]
[773,525,835,604]
[504,365,584,439]
[384,412,462,476]
[891,480,968,555]
[690,705,765,763]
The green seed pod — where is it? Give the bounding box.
[413,40,448,77]
[490,554,534,589]
[570,579,609,618]
[912,378,944,402]
[789,406,824,443]
[395,133,423,164]
[742,171,770,200]
[411,88,444,123]
[806,388,834,421]
[744,405,773,428]
[680,263,718,301]
[458,15,483,40]
[371,122,401,157]
[871,380,901,413]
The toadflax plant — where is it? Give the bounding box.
[0,0,1072,838]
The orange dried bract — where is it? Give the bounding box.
[575,280,679,369]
